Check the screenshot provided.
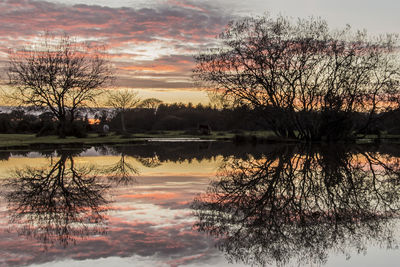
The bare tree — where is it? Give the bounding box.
[139,98,162,115]
[140,98,162,109]
[194,15,400,141]
[6,33,114,137]
[106,89,141,133]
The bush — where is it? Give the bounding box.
[153,115,185,130]
[63,121,88,138]
[36,121,56,136]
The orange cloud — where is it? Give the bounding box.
[120,65,182,72]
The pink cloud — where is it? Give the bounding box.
[0,0,229,44]
[0,0,234,91]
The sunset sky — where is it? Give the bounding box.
[1,0,400,104]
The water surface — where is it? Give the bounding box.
[0,143,399,267]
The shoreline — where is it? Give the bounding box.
[0,131,399,150]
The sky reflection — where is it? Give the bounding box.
[0,143,399,267]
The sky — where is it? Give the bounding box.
[1,0,400,104]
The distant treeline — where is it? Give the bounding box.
[1,103,400,137]
[107,103,265,132]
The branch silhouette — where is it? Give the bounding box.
[103,153,139,185]
[192,145,400,266]
[3,151,109,248]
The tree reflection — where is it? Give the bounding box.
[104,153,139,185]
[136,152,161,168]
[192,145,400,266]
[3,150,109,248]
[103,148,161,185]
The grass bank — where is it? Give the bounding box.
[0,131,276,149]
[0,131,397,150]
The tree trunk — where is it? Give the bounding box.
[58,117,67,138]
[121,111,126,133]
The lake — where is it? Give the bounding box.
[0,142,399,267]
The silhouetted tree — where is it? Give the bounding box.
[106,89,141,133]
[139,98,163,114]
[7,33,113,137]
[194,15,400,141]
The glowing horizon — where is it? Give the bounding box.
[0,0,399,105]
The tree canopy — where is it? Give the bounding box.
[194,15,400,141]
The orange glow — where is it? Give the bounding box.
[88,118,100,125]
[119,65,183,72]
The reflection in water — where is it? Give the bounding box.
[136,153,162,168]
[2,143,400,266]
[192,145,400,266]
[103,149,160,185]
[3,150,109,248]
[104,153,139,185]
[2,143,225,250]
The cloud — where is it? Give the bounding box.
[0,0,233,95]
[0,0,230,50]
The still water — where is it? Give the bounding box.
[0,142,399,267]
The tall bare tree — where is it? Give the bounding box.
[7,33,114,137]
[194,15,400,141]
[139,98,162,115]
[106,89,141,133]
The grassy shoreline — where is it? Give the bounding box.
[0,131,399,150]
[0,131,236,149]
